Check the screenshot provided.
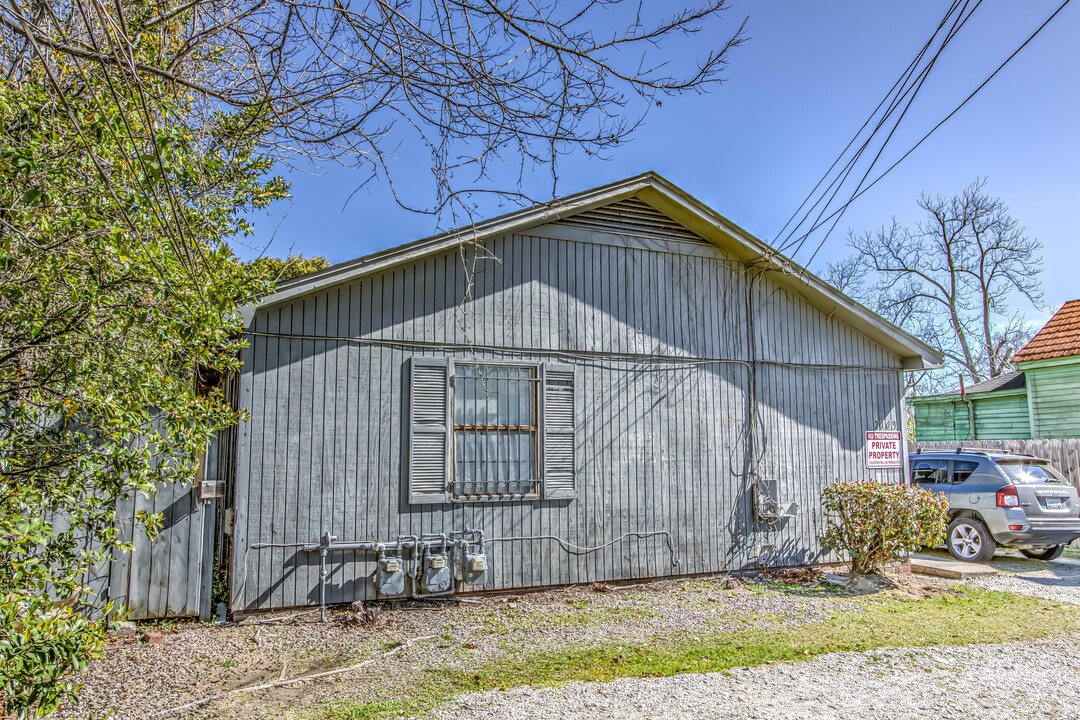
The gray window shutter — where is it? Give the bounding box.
[408,357,451,504]
[542,363,576,500]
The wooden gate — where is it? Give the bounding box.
[102,481,215,619]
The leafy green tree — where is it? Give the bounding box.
[0,1,743,715]
[0,68,287,716]
[245,255,331,284]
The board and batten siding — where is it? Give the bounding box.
[230,224,905,611]
[1025,361,1080,439]
[79,417,219,620]
[912,391,1031,442]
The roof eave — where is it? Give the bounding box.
[239,171,946,370]
[634,179,945,370]
[1014,354,1080,369]
[239,173,657,325]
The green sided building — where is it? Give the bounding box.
[911,299,1080,441]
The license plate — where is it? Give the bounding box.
[1045,497,1066,510]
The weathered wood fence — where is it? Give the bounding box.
[913,439,1080,487]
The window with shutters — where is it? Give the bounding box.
[406,358,577,503]
[453,364,540,499]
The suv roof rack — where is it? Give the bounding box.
[912,446,1042,458]
[953,447,993,457]
[951,447,1042,459]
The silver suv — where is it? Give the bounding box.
[910,449,1080,562]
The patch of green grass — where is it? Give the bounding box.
[313,586,1079,720]
[325,698,427,720]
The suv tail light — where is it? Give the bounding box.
[997,484,1020,508]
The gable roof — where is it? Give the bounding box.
[910,370,1026,402]
[1013,299,1080,364]
[962,370,1027,394]
[243,172,944,370]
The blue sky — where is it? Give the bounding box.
[239,1,1079,322]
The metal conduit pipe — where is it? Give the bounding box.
[299,530,489,621]
[485,530,681,567]
[255,528,670,621]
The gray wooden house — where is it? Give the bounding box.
[110,173,944,618]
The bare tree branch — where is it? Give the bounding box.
[825,180,1044,394]
[0,0,745,220]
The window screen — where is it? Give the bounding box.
[453,364,539,499]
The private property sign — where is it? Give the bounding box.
[865,430,902,468]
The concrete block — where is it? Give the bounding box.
[911,554,997,579]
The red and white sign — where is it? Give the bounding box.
[865,430,902,468]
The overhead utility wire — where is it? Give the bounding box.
[770,0,964,251]
[786,0,983,260]
[776,0,979,258]
[798,0,1074,268]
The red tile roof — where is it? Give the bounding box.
[1013,299,1080,364]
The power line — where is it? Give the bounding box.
[777,1,981,258]
[786,0,983,260]
[781,0,984,259]
[771,0,965,252]
[799,0,1074,268]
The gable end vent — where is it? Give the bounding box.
[552,197,709,244]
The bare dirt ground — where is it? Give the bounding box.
[58,554,1080,720]
[60,570,861,720]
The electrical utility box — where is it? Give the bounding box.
[754,480,799,523]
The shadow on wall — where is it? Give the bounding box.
[233,234,902,609]
[247,549,381,609]
[246,235,902,458]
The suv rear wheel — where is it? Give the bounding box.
[1020,546,1065,561]
[947,516,996,563]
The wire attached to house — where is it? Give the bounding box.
[241,330,906,375]
[485,531,680,567]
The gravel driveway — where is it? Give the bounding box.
[965,552,1080,604]
[59,556,1080,720]
[433,634,1080,720]
[429,553,1080,720]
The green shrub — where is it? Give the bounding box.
[0,594,106,718]
[821,480,949,574]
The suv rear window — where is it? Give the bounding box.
[998,462,1066,485]
[911,459,949,484]
[952,460,980,483]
